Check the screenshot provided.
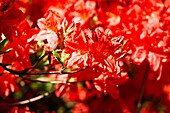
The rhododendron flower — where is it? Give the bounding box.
[2,20,36,70]
[0,73,19,96]
[64,27,129,98]
[130,29,169,80]
[118,0,170,80]
[65,27,128,71]
[0,1,24,42]
[96,0,122,27]
[66,0,96,26]
[44,0,77,18]
[9,106,32,113]
[35,10,67,50]
[94,72,129,99]
[71,102,89,113]
[0,0,170,112]
[18,0,46,24]
[2,37,33,70]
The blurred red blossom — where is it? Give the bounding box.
[0,1,24,42]
[0,73,19,96]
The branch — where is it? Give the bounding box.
[24,66,88,75]
[0,63,88,75]
[0,63,31,74]
[0,89,55,106]
[21,76,84,84]
[20,67,89,84]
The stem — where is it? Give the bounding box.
[136,63,149,113]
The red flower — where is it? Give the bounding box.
[64,27,129,99]
[65,0,96,26]
[0,2,24,42]
[35,10,67,50]
[121,1,170,80]
[96,0,121,27]
[9,106,32,113]
[71,102,89,113]
[65,27,127,71]
[2,20,36,70]
[0,73,19,96]
[18,0,46,24]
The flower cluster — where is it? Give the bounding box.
[0,0,170,113]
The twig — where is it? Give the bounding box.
[21,76,83,84]
[0,89,55,106]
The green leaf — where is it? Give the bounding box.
[29,53,36,65]
[35,60,50,69]
[39,48,46,58]
[52,50,62,64]
[0,39,9,51]
[61,51,70,66]
[41,60,50,66]
[52,50,70,66]
[0,48,12,55]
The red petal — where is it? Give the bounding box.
[106,76,129,86]
[147,52,160,72]
[55,85,67,97]
[0,9,24,25]
[106,83,119,99]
